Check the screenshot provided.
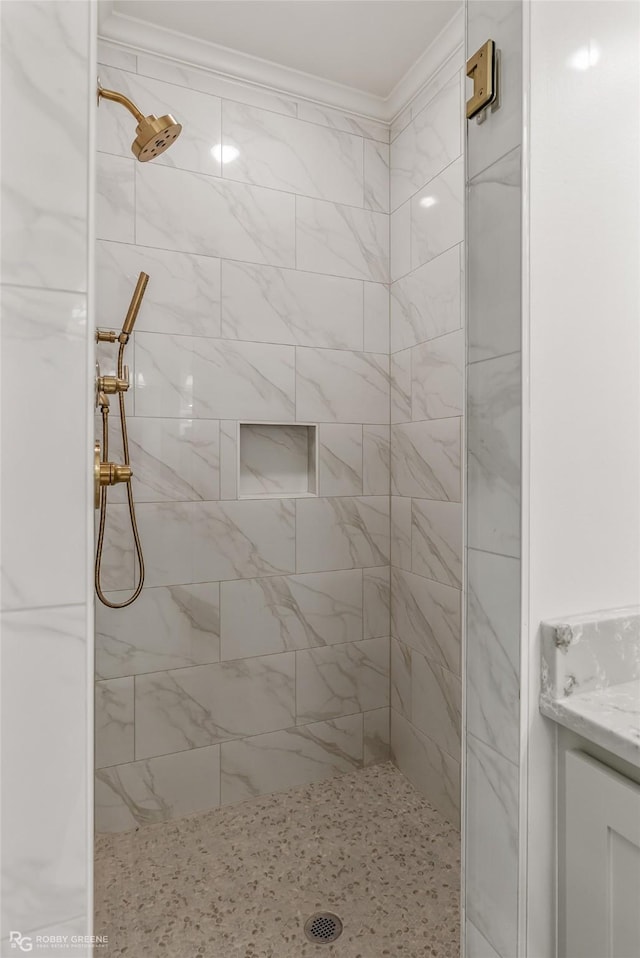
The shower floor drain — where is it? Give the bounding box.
[304,912,343,944]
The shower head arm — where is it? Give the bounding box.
[98,85,144,124]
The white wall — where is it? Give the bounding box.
[526,1,640,953]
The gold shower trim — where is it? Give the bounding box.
[97,83,182,162]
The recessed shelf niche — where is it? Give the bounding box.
[238,423,318,499]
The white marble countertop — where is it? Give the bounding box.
[540,606,640,769]
[540,679,640,768]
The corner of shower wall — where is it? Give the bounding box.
[387,18,466,829]
[93,35,392,833]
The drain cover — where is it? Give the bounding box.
[304,912,343,944]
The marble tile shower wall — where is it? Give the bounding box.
[388,58,465,827]
[94,42,392,832]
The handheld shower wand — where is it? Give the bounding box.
[95,272,149,609]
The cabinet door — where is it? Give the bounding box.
[564,750,640,958]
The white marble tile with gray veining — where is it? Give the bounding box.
[391,568,461,674]
[391,711,460,825]
[136,162,295,266]
[98,40,136,71]
[467,550,520,765]
[296,636,389,723]
[411,652,461,759]
[391,75,461,212]
[136,53,298,117]
[134,332,295,421]
[96,583,220,680]
[363,708,390,765]
[95,745,220,833]
[391,637,412,719]
[364,281,389,353]
[412,329,464,421]
[412,499,463,589]
[411,157,464,270]
[391,496,412,571]
[468,147,522,362]
[318,424,363,496]
[296,496,390,572]
[466,734,518,957]
[363,566,391,639]
[296,347,389,424]
[1,1,89,290]
[135,653,296,759]
[363,424,390,495]
[221,260,363,349]
[364,139,390,213]
[296,196,389,282]
[466,919,501,958]
[391,348,412,423]
[95,678,135,769]
[220,715,363,805]
[392,419,461,501]
[98,502,136,593]
[97,241,221,337]
[97,65,222,177]
[222,100,364,206]
[239,423,314,497]
[220,570,363,659]
[219,420,237,499]
[297,102,389,143]
[390,244,462,352]
[390,200,411,281]
[467,352,521,557]
[96,152,134,243]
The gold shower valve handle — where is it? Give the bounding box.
[97,365,130,395]
[99,461,133,486]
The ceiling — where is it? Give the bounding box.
[110,1,461,97]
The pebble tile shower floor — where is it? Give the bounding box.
[95,763,460,958]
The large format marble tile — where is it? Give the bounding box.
[411,157,464,270]
[363,707,390,765]
[220,715,363,804]
[364,139,390,213]
[297,101,389,143]
[97,241,221,338]
[222,100,364,206]
[363,566,391,638]
[391,637,412,719]
[467,550,520,765]
[296,496,390,572]
[466,734,519,958]
[107,417,220,503]
[1,606,87,936]
[1,0,89,289]
[296,196,389,282]
[363,424,390,495]
[296,636,389,723]
[134,332,295,420]
[411,652,461,759]
[391,348,412,423]
[98,502,136,594]
[391,568,461,674]
[221,260,363,349]
[467,353,521,557]
[391,495,412,571]
[391,712,460,825]
[136,162,295,266]
[135,654,296,758]
[318,424,363,496]
[95,745,220,833]
[96,152,134,243]
[412,499,463,589]
[219,420,237,499]
[296,348,389,424]
[238,423,313,497]
[95,678,135,769]
[390,200,411,281]
[466,920,502,958]
[1,287,87,610]
[390,244,462,352]
[391,75,461,211]
[220,570,363,659]
[98,40,136,71]
[468,148,522,362]
[363,282,390,353]
[391,419,461,501]
[467,0,523,180]
[96,583,220,680]
[412,329,464,420]
[97,65,222,177]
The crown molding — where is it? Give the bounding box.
[98,5,463,125]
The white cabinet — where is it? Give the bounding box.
[563,750,640,958]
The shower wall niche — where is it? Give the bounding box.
[239,423,317,498]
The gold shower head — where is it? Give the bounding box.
[97,83,182,162]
